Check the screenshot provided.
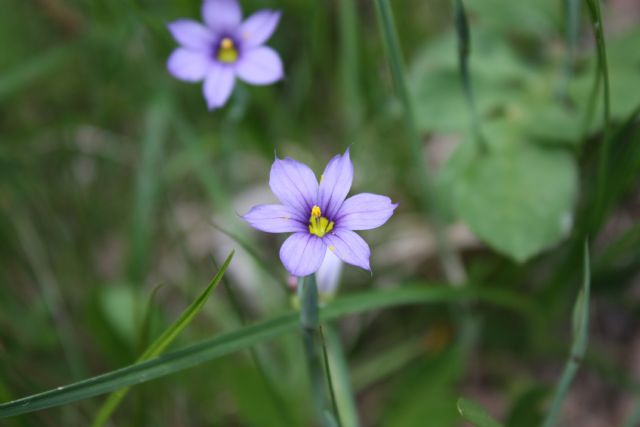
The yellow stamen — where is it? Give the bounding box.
[308,205,334,237]
[217,37,238,63]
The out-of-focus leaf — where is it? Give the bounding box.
[506,386,547,427]
[453,140,578,262]
[457,397,503,427]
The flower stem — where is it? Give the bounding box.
[373,0,467,284]
[298,275,336,426]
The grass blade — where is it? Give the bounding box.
[0,284,535,418]
[541,242,591,427]
[91,251,234,427]
[324,324,360,427]
[457,397,503,427]
[373,0,466,284]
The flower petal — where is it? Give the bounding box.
[318,148,354,219]
[242,204,307,233]
[167,48,213,82]
[167,19,214,50]
[269,157,318,213]
[236,47,284,85]
[239,10,281,48]
[315,248,343,296]
[203,64,236,109]
[202,0,242,32]
[335,193,398,230]
[280,233,326,276]
[324,229,371,271]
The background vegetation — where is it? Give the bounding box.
[1,0,639,425]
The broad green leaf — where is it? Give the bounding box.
[454,140,578,262]
[91,251,234,427]
[0,284,534,419]
[457,397,503,427]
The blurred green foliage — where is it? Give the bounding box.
[0,0,639,426]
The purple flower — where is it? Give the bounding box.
[167,0,283,109]
[243,149,398,277]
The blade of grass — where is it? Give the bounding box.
[373,0,467,284]
[90,251,234,427]
[0,284,535,418]
[457,397,504,427]
[126,95,171,285]
[324,324,359,427]
[338,0,362,129]
[559,0,581,99]
[541,242,591,427]
[585,0,612,232]
[452,0,485,149]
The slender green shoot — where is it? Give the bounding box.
[324,324,360,427]
[373,0,467,284]
[542,243,591,427]
[91,251,234,427]
[452,0,486,150]
[457,397,503,427]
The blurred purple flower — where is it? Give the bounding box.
[167,0,283,109]
[243,148,398,277]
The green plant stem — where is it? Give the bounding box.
[324,324,360,427]
[298,276,333,427]
[585,0,612,232]
[559,0,581,99]
[374,0,466,284]
[452,0,485,150]
[320,326,342,427]
[542,243,590,427]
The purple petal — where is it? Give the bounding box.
[335,193,398,230]
[236,47,283,85]
[203,64,235,109]
[202,0,242,32]
[280,233,326,276]
[315,249,343,296]
[167,20,214,50]
[269,157,318,213]
[167,48,213,82]
[318,148,354,219]
[242,204,307,233]
[323,229,371,271]
[239,10,281,48]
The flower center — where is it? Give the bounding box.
[308,205,334,238]
[217,37,238,63]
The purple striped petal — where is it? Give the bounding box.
[167,48,213,82]
[318,148,353,219]
[335,193,398,231]
[323,229,370,271]
[203,65,235,109]
[167,20,215,50]
[239,10,281,48]
[236,47,283,85]
[269,157,318,213]
[202,0,242,32]
[280,233,326,276]
[242,204,307,233]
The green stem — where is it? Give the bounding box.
[320,326,342,427]
[298,276,332,427]
[373,0,467,284]
[324,324,360,427]
[452,0,485,150]
[585,0,612,232]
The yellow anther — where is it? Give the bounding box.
[220,37,234,49]
[217,37,238,63]
[308,205,334,238]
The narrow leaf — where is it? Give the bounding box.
[0,284,534,419]
[457,397,503,427]
[541,242,590,427]
[91,251,234,427]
